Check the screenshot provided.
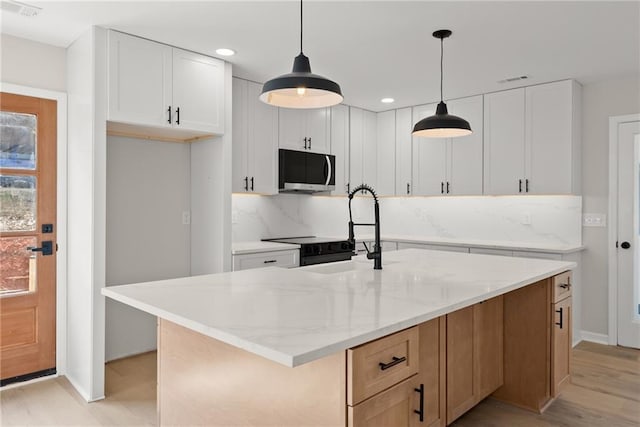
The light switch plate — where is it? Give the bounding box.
[583,213,606,227]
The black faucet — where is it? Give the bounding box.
[348,184,382,270]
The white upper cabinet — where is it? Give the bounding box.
[330,104,350,195]
[279,108,330,153]
[395,108,413,196]
[172,49,225,134]
[376,110,396,196]
[525,80,581,194]
[483,88,526,195]
[412,96,483,196]
[484,80,581,195]
[108,31,225,136]
[232,78,278,194]
[349,107,377,191]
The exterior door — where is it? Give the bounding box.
[0,93,57,382]
[617,120,640,348]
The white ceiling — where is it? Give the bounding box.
[2,1,639,111]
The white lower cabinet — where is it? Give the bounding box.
[232,249,299,271]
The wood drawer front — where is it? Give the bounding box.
[348,375,422,427]
[232,250,299,271]
[348,326,419,405]
[552,271,572,303]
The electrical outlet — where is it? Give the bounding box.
[583,213,606,227]
[182,211,191,225]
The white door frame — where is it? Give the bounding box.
[0,82,68,375]
[608,113,640,345]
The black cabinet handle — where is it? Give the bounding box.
[525,178,529,193]
[176,107,180,125]
[407,183,410,195]
[414,384,424,422]
[555,307,564,329]
[244,176,248,191]
[446,181,450,194]
[441,182,444,194]
[263,259,277,264]
[346,183,350,194]
[167,106,172,124]
[250,177,254,191]
[303,137,308,149]
[308,137,311,150]
[519,179,523,193]
[379,356,406,371]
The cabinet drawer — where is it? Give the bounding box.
[232,250,299,271]
[348,375,423,427]
[552,271,572,303]
[348,326,419,405]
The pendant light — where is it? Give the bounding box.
[413,30,472,138]
[260,0,343,109]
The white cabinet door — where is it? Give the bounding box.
[232,78,249,193]
[525,80,574,194]
[447,95,483,195]
[362,109,378,190]
[395,108,413,196]
[331,104,350,195]
[232,78,278,194]
[173,48,225,134]
[483,88,525,195]
[376,110,396,196]
[306,108,330,154]
[349,107,364,189]
[108,31,172,127]
[247,81,278,194]
[279,108,330,153]
[412,103,446,195]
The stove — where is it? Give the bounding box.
[263,236,354,266]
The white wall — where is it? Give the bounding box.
[0,34,66,92]
[581,73,640,336]
[232,194,582,249]
[105,136,191,361]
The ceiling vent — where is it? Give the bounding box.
[0,0,42,17]
[498,75,529,84]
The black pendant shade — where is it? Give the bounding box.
[259,53,343,109]
[412,101,472,138]
[413,29,472,138]
[260,0,343,109]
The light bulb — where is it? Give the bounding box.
[297,87,306,96]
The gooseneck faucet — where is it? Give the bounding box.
[348,184,382,270]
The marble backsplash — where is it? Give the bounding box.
[231,194,582,248]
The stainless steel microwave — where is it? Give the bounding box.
[278,149,336,193]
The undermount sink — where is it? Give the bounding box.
[305,259,396,275]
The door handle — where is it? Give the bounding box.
[324,156,332,186]
[176,107,180,125]
[407,183,410,195]
[620,241,631,249]
[244,176,249,191]
[27,241,53,256]
[525,178,529,193]
[303,137,308,150]
[308,137,311,150]
[446,181,450,194]
[414,383,424,422]
[441,182,444,194]
[555,307,564,329]
[167,106,172,124]
[250,177,254,191]
[379,356,406,370]
[519,179,523,193]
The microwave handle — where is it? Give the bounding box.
[325,155,332,186]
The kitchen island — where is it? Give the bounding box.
[102,248,575,426]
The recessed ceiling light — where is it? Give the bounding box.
[215,48,236,57]
[381,98,395,104]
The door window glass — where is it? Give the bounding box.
[0,112,36,170]
[0,175,36,232]
[0,236,37,295]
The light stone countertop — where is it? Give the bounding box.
[102,249,575,368]
[232,241,300,255]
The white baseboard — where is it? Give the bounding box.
[579,330,610,345]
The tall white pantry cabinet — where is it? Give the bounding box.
[66,26,232,401]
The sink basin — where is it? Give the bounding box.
[304,260,396,275]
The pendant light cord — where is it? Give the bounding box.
[300,0,303,54]
[440,37,444,103]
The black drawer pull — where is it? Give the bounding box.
[379,356,406,371]
[559,283,570,289]
[414,383,424,422]
[263,259,277,264]
[555,307,564,329]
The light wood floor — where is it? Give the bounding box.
[1,342,638,426]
